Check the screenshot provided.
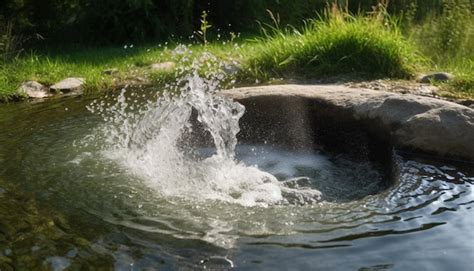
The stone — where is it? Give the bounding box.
[103,68,118,75]
[347,80,438,97]
[419,72,454,83]
[458,99,474,108]
[222,62,240,75]
[50,78,85,94]
[150,61,175,72]
[16,81,50,98]
[222,84,474,161]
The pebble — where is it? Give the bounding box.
[45,256,71,271]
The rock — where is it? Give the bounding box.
[103,68,118,75]
[16,81,50,98]
[222,62,240,75]
[458,99,474,108]
[347,80,438,97]
[419,72,454,83]
[222,84,474,161]
[50,78,85,94]
[150,62,175,72]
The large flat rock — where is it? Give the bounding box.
[16,81,50,98]
[50,77,85,94]
[222,84,474,161]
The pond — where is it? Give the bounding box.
[0,78,473,270]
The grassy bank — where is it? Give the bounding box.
[0,42,243,101]
[0,4,473,102]
[241,8,422,81]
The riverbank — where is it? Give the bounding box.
[1,7,473,102]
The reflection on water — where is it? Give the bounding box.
[0,94,473,269]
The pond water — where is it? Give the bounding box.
[0,82,473,270]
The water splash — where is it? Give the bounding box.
[87,48,321,207]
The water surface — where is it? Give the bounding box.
[0,91,473,270]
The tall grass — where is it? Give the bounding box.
[242,4,423,82]
[0,20,23,62]
[401,0,474,98]
[1,1,473,101]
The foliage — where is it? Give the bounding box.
[1,1,473,101]
[408,0,473,59]
[0,20,23,62]
[0,0,458,46]
[242,4,422,81]
[404,0,474,97]
[196,11,212,45]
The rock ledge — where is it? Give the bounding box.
[222,84,474,161]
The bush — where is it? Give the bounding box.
[0,20,23,62]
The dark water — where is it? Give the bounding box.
[0,95,473,270]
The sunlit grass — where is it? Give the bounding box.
[241,8,423,82]
[0,4,473,102]
[0,43,241,102]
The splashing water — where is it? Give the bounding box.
[86,50,321,207]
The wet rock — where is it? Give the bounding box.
[45,256,71,270]
[50,78,85,94]
[222,84,474,161]
[150,61,175,72]
[16,81,50,99]
[419,72,454,83]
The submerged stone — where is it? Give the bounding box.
[45,256,70,271]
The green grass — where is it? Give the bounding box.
[241,10,423,81]
[404,0,474,98]
[430,59,474,99]
[0,4,473,102]
[0,43,242,102]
